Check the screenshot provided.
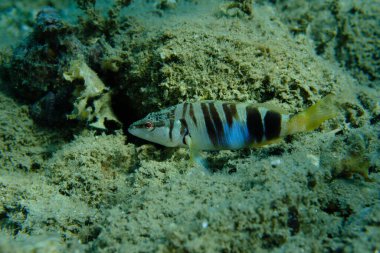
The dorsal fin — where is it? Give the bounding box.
[250,102,289,114]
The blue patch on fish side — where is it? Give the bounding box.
[222,122,249,149]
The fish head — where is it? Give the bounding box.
[128,108,183,147]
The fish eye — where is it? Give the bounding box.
[144,122,154,130]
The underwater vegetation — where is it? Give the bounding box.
[0,0,379,252]
[4,3,130,129]
[219,0,253,17]
[3,0,378,132]
[272,0,380,88]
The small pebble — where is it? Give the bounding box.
[271,159,281,167]
[307,154,320,167]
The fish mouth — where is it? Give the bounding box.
[127,125,135,134]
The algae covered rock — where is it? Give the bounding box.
[3,0,377,133]
[5,0,370,132]
[8,6,75,101]
[46,131,136,207]
[273,0,380,87]
[5,6,91,128]
[118,6,343,118]
[6,5,123,130]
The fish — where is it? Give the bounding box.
[128,95,337,166]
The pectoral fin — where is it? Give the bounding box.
[185,135,208,169]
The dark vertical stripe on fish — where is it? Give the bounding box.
[264,111,281,140]
[246,106,264,143]
[179,118,188,135]
[230,103,239,121]
[189,103,197,126]
[209,102,224,143]
[169,119,174,141]
[180,118,189,145]
[182,102,188,119]
[222,103,233,127]
[201,103,218,146]
[222,103,239,128]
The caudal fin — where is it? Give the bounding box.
[286,94,338,135]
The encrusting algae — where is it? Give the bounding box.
[335,154,372,182]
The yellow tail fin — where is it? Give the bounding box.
[286,94,337,135]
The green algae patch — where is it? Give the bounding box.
[273,0,380,88]
[116,4,351,119]
[321,125,379,182]
[218,0,253,17]
[87,133,379,252]
[0,170,96,252]
[46,131,136,207]
[0,92,68,172]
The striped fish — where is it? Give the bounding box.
[128,95,336,165]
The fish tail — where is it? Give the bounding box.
[286,94,338,135]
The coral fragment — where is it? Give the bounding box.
[63,59,120,129]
